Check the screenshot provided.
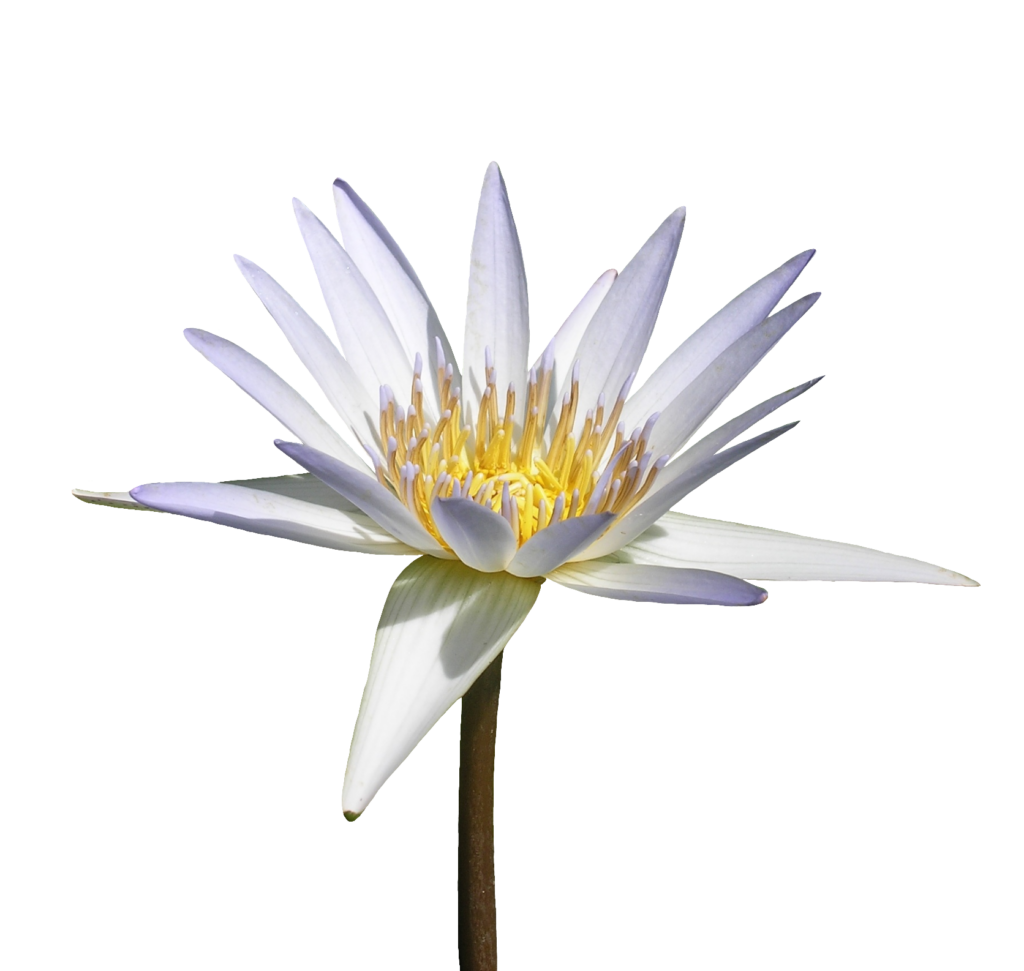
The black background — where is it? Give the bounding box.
[66,144,983,962]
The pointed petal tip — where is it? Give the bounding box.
[343,810,362,822]
[755,588,769,604]
[485,160,501,177]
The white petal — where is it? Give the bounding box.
[343,557,541,818]
[463,163,529,426]
[532,269,617,444]
[576,423,798,560]
[431,497,517,572]
[234,256,381,448]
[293,200,416,410]
[647,293,820,459]
[565,208,685,434]
[129,481,414,554]
[73,489,152,510]
[275,440,448,555]
[619,512,979,586]
[549,560,767,605]
[333,179,459,415]
[622,249,815,430]
[184,329,371,471]
[505,513,616,578]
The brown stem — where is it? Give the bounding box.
[458,650,503,971]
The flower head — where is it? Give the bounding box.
[76,163,975,817]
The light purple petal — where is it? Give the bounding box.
[506,513,616,578]
[549,560,767,605]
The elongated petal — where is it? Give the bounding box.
[234,256,380,448]
[275,440,447,555]
[622,249,815,429]
[577,423,798,560]
[463,163,529,424]
[659,377,822,486]
[618,512,979,585]
[293,199,415,408]
[184,329,370,470]
[431,497,517,572]
[550,560,767,605]
[333,179,459,414]
[532,269,617,443]
[129,481,413,554]
[564,208,685,434]
[647,293,820,458]
[343,557,541,818]
[506,513,615,578]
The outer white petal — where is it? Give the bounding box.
[293,199,416,410]
[275,440,448,555]
[565,209,685,434]
[234,256,381,448]
[184,329,370,471]
[531,269,617,443]
[622,249,815,430]
[549,560,767,605]
[333,179,459,415]
[431,498,517,572]
[576,422,798,561]
[506,513,616,578]
[343,557,542,818]
[618,512,979,586]
[647,293,820,459]
[463,163,529,426]
[129,482,414,554]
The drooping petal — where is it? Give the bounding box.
[184,329,370,471]
[506,512,616,578]
[565,208,685,434]
[275,440,448,555]
[549,560,767,605]
[622,249,815,430]
[463,163,529,425]
[343,557,542,818]
[234,256,380,448]
[577,422,798,560]
[647,293,820,459]
[618,512,979,586]
[293,199,416,409]
[333,179,459,415]
[431,497,517,572]
[129,481,414,554]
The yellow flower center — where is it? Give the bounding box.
[373,347,666,548]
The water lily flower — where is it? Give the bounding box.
[75,163,976,821]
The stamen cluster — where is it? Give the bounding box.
[372,339,668,548]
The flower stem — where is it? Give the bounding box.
[458,650,503,971]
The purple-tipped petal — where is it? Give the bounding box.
[506,512,616,578]
[431,497,517,572]
[549,561,767,605]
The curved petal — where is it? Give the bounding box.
[622,249,815,429]
[506,513,615,578]
[647,293,820,459]
[564,208,685,435]
[463,162,529,426]
[293,199,416,408]
[549,560,767,605]
[576,422,798,561]
[431,497,517,572]
[184,329,370,471]
[275,440,447,555]
[333,179,459,415]
[618,512,979,586]
[343,557,542,818]
[129,482,414,554]
[234,256,380,448]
